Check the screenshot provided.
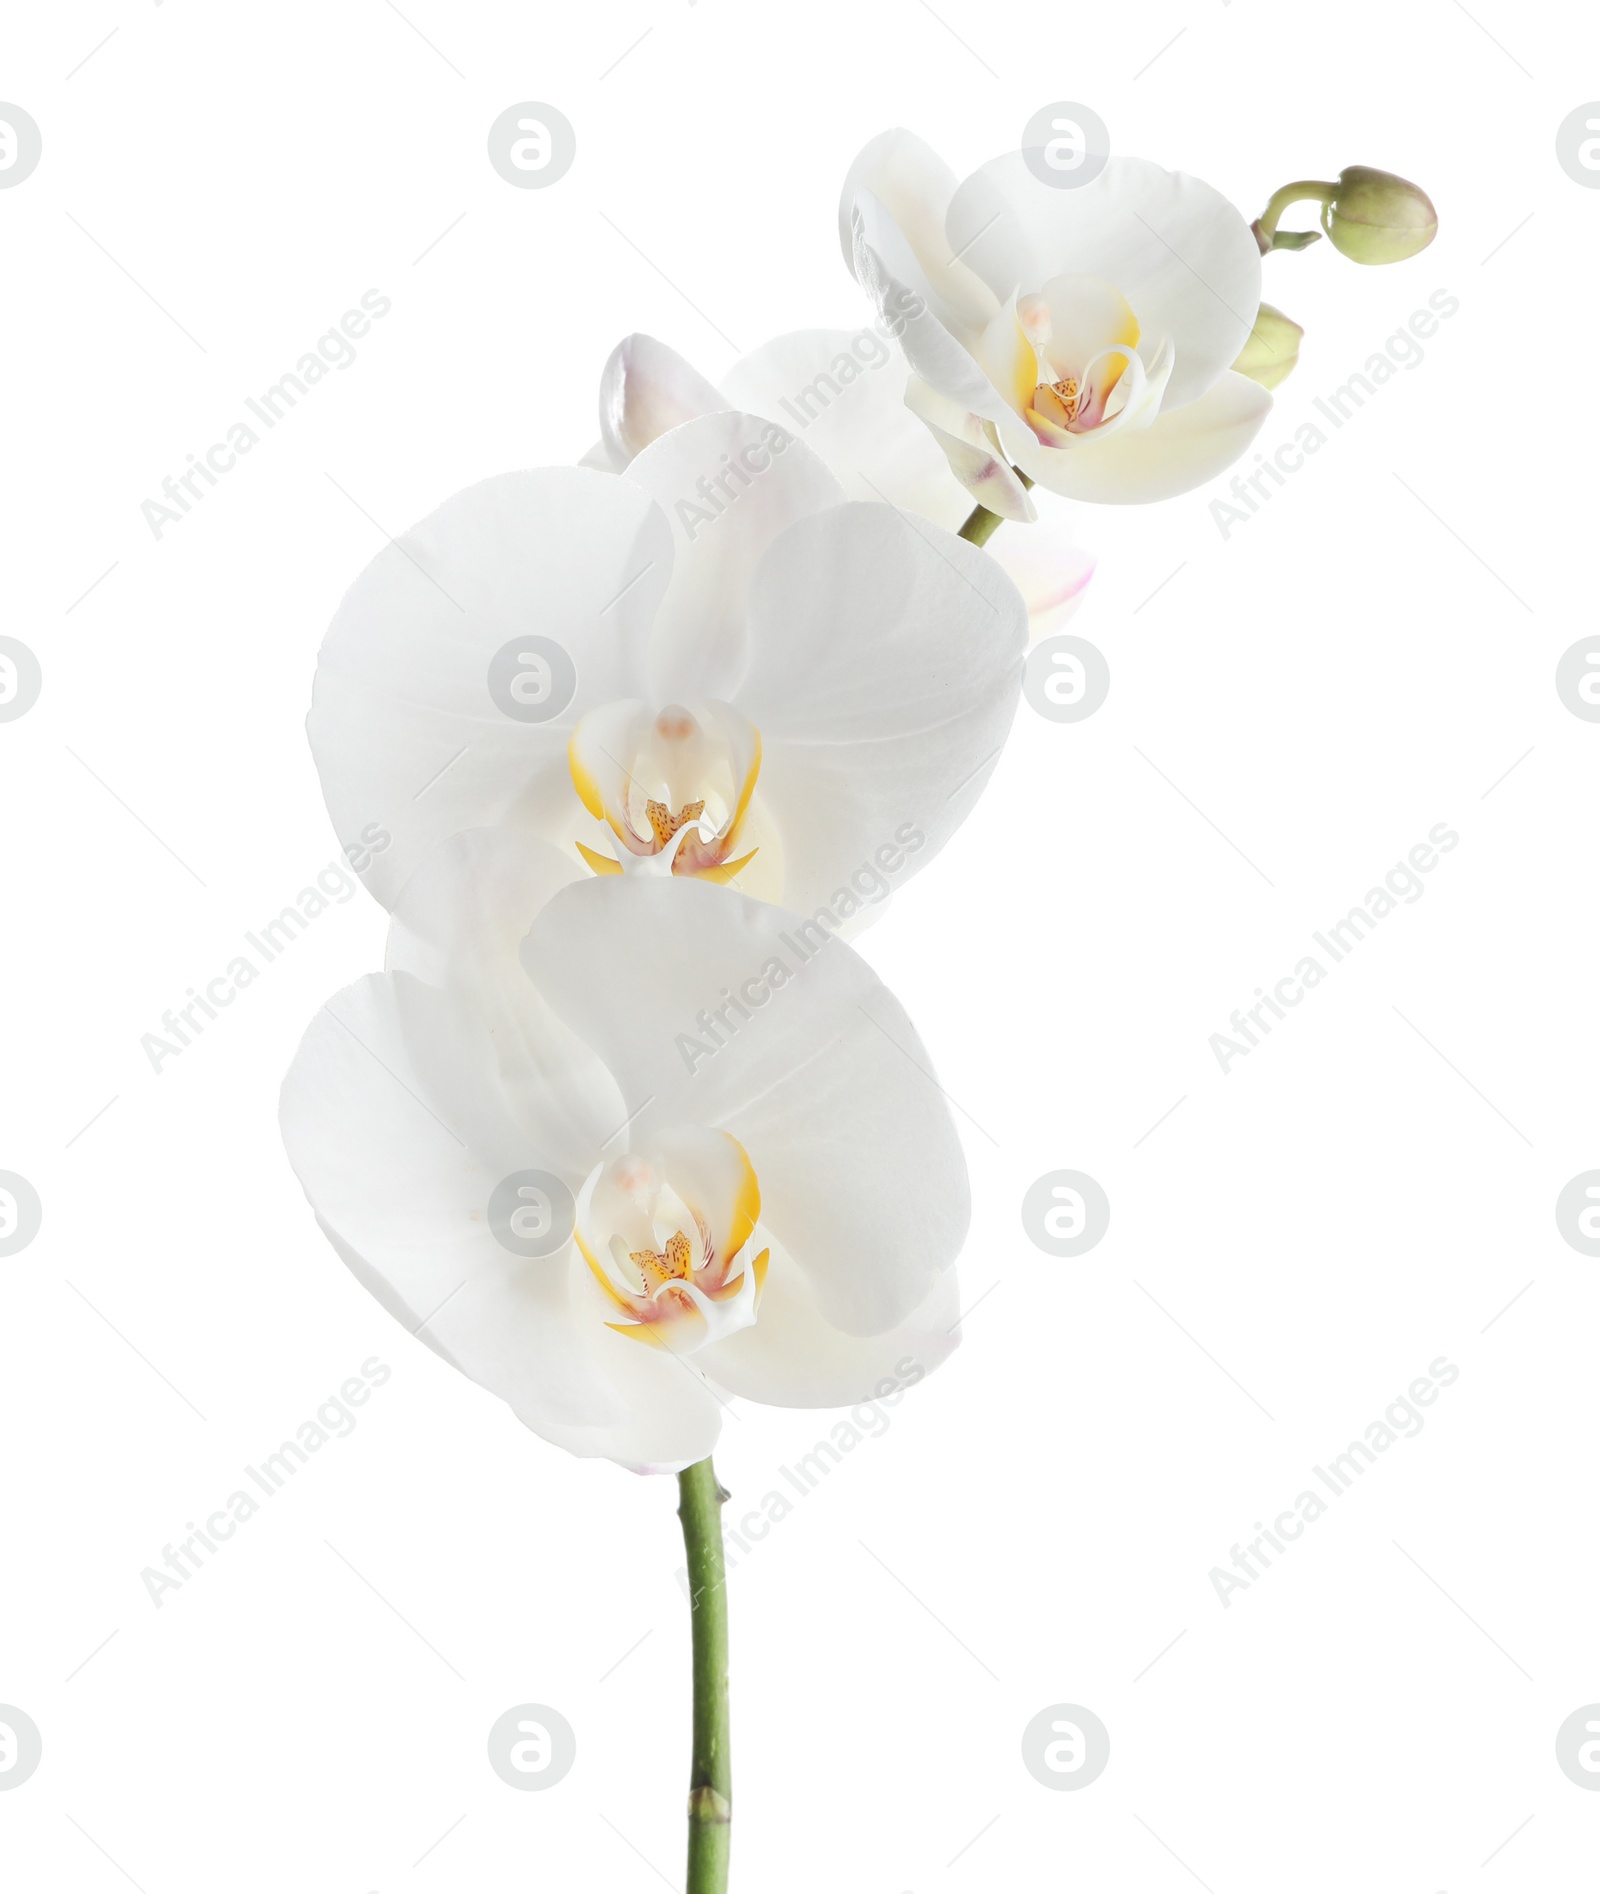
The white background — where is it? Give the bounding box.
[2,1,1596,1889]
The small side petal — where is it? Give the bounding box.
[597,333,730,468]
[904,378,1036,522]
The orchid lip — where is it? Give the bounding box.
[569,699,762,883]
[574,1131,769,1355]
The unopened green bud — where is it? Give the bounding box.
[1232,303,1304,390]
[1253,167,1438,264]
[1321,167,1438,264]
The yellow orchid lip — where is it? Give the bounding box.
[568,700,762,882]
[576,1130,768,1352]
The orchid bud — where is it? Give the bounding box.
[1232,303,1304,390]
[1321,167,1438,264]
[1253,168,1438,263]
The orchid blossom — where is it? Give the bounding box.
[308,412,1025,916]
[280,832,967,1472]
[840,128,1273,510]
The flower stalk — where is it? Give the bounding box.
[957,468,1033,546]
[1252,179,1336,252]
[678,1456,732,1894]
[956,503,1006,547]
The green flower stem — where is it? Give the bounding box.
[956,503,1006,546]
[678,1457,732,1894]
[957,468,1034,547]
[1253,179,1337,252]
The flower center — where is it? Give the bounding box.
[575,1129,768,1353]
[1038,376,1080,425]
[1015,276,1143,444]
[632,1227,694,1287]
[646,797,705,848]
[569,700,761,884]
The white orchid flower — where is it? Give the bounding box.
[840,129,1273,509]
[279,831,967,1471]
[309,411,1025,914]
[583,330,1094,636]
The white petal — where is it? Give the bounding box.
[1028,273,1141,382]
[851,217,1015,426]
[734,501,1026,911]
[718,329,969,530]
[523,877,970,1335]
[283,975,534,1321]
[280,971,721,1470]
[697,1235,959,1407]
[1007,370,1272,504]
[387,827,581,991]
[904,377,1036,522]
[972,294,1042,419]
[433,1249,726,1472]
[838,129,998,335]
[309,468,672,908]
[622,410,844,702]
[986,514,1096,638]
[946,154,1261,410]
[597,333,729,467]
[578,439,620,471]
[386,829,600,1140]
